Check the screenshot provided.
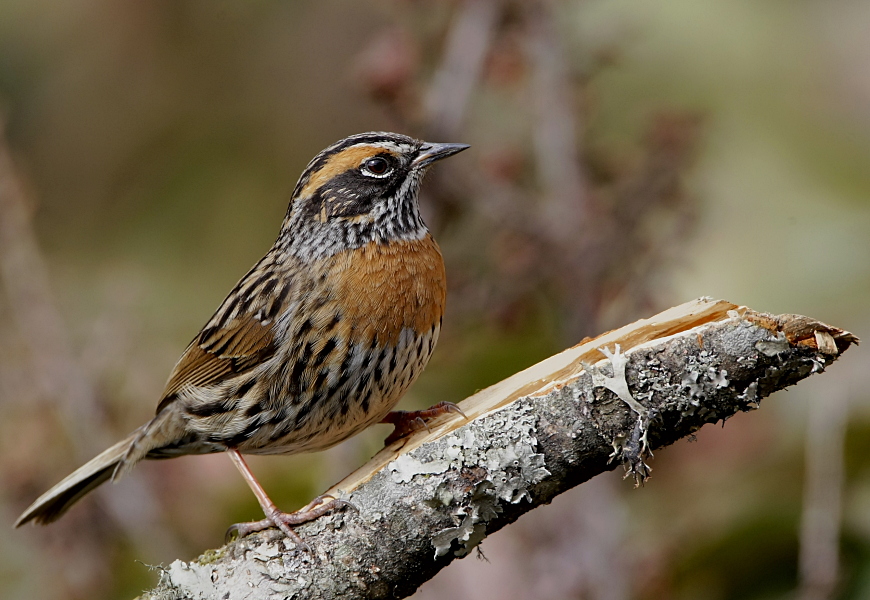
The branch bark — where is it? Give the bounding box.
[138,298,858,600]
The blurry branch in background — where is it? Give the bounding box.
[139,300,859,600]
[424,0,501,139]
[0,126,106,446]
[527,0,590,239]
[524,0,595,341]
[0,125,178,572]
[798,381,849,600]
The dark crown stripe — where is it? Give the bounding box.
[292,132,420,199]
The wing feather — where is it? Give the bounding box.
[155,261,290,413]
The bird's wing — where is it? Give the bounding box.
[156,258,291,412]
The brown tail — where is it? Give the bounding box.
[17,407,194,527]
[15,433,139,527]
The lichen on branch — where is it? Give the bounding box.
[140,298,858,600]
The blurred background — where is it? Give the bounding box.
[0,1,868,598]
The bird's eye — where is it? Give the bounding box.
[361,157,391,177]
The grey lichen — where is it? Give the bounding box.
[587,344,655,481]
[386,399,551,558]
[590,344,647,416]
[388,454,451,483]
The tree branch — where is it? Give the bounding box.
[138,298,858,600]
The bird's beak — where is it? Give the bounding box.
[412,142,470,168]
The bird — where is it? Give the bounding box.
[15,131,469,544]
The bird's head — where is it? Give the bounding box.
[281,132,468,259]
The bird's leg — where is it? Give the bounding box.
[380,401,467,445]
[224,449,351,546]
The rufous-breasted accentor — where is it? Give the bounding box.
[16,132,469,544]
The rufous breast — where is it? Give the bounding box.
[329,234,446,347]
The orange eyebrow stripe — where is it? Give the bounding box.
[299,145,399,199]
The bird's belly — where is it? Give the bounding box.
[181,236,446,455]
[239,323,439,455]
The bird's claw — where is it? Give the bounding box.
[381,401,467,445]
[225,495,353,548]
